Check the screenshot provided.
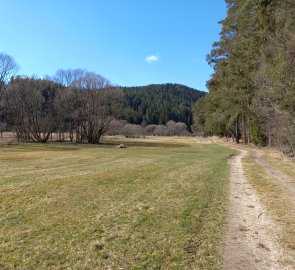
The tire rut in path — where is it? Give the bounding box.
[252,151,295,205]
[222,150,285,270]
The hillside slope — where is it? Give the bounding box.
[121,83,206,129]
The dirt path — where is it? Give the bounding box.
[252,151,295,204]
[222,150,285,270]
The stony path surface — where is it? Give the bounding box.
[222,150,285,270]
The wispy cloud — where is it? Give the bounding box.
[145,55,158,63]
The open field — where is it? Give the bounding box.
[0,137,235,270]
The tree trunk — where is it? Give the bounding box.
[268,133,271,147]
[242,114,248,145]
[235,115,240,144]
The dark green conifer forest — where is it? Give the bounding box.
[193,0,295,155]
[122,84,205,128]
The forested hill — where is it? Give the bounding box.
[121,83,206,128]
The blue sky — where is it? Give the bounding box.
[1,1,226,91]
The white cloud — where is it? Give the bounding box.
[145,55,158,63]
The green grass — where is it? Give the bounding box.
[0,137,235,270]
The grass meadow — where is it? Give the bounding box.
[0,137,235,269]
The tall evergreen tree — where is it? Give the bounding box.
[194,0,295,154]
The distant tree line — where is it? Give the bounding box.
[107,119,189,137]
[0,54,202,143]
[193,0,295,156]
[121,84,205,130]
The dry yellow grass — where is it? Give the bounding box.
[261,149,295,179]
[242,153,295,267]
[0,137,235,269]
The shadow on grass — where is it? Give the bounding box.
[100,140,188,148]
[0,142,80,152]
[0,139,188,151]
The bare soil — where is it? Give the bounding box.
[222,150,286,270]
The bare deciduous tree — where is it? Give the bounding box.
[145,124,158,135]
[4,77,60,142]
[121,123,145,138]
[0,53,18,134]
[0,53,18,96]
[105,119,126,136]
[53,69,121,143]
[154,125,168,136]
[53,68,85,87]
[166,120,188,136]
[53,69,110,89]
[79,87,123,143]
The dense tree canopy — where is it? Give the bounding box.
[121,83,205,130]
[194,0,295,155]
